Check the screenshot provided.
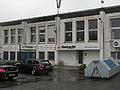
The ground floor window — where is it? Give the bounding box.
[10,52,15,61]
[111,52,120,60]
[17,52,36,60]
[39,52,45,59]
[3,51,8,60]
[48,52,54,61]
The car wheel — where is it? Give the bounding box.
[31,69,36,75]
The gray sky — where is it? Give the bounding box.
[0,0,120,22]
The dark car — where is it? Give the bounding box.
[0,60,18,79]
[15,60,53,75]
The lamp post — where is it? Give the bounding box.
[55,0,62,48]
[55,0,62,65]
[56,0,62,15]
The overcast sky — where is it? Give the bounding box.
[0,0,120,22]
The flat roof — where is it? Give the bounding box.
[0,5,120,26]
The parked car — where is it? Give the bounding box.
[15,59,53,75]
[0,60,19,79]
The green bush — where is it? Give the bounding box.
[79,64,86,70]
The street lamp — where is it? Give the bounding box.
[56,0,62,15]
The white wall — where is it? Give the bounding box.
[83,50,100,65]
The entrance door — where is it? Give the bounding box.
[78,51,83,64]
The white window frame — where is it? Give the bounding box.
[10,29,16,44]
[111,18,120,39]
[88,19,98,41]
[76,21,84,42]
[30,27,36,43]
[65,22,72,42]
[38,26,45,43]
[18,28,23,44]
[4,29,9,44]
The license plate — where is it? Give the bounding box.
[9,74,15,76]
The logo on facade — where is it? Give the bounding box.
[61,45,76,49]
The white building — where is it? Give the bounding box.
[0,5,120,66]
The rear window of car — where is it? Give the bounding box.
[40,60,51,65]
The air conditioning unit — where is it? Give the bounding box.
[113,40,120,47]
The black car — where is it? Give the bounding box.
[0,60,18,79]
[15,60,53,75]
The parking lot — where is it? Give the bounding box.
[0,66,120,90]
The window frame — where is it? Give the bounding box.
[4,30,9,44]
[10,29,16,44]
[88,19,98,41]
[30,27,36,43]
[39,52,45,59]
[111,18,120,39]
[111,52,120,60]
[48,52,55,61]
[65,22,72,42]
[38,26,45,43]
[76,21,85,42]
[18,28,23,44]
[47,25,55,43]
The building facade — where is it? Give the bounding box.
[0,5,120,66]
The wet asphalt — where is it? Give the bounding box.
[0,66,120,90]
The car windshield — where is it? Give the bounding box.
[40,60,51,65]
[0,61,8,65]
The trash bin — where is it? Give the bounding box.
[85,58,120,78]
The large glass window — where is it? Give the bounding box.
[39,52,45,59]
[11,29,16,44]
[111,18,120,39]
[4,30,9,44]
[88,19,98,41]
[48,25,55,43]
[30,27,36,43]
[76,21,84,41]
[10,52,15,61]
[18,28,23,44]
[38,26,45,43]
[65,22,72,42]
[48,52,54,61]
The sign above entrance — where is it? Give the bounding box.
[20,45,36,50]
[57,43,100,50]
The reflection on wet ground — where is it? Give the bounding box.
[0,67,120,90]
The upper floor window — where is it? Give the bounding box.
[11,29,16,44]
[4,30,9,44]
[30,27,36,43]
[76,21,84,41]
[65,22,72,42]
[111,18,120,39]
[38,26,45,43]
[88,19,98,41]
[48,25,55,43]
[18,28,23,44]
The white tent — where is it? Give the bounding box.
[85,58,120,78]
